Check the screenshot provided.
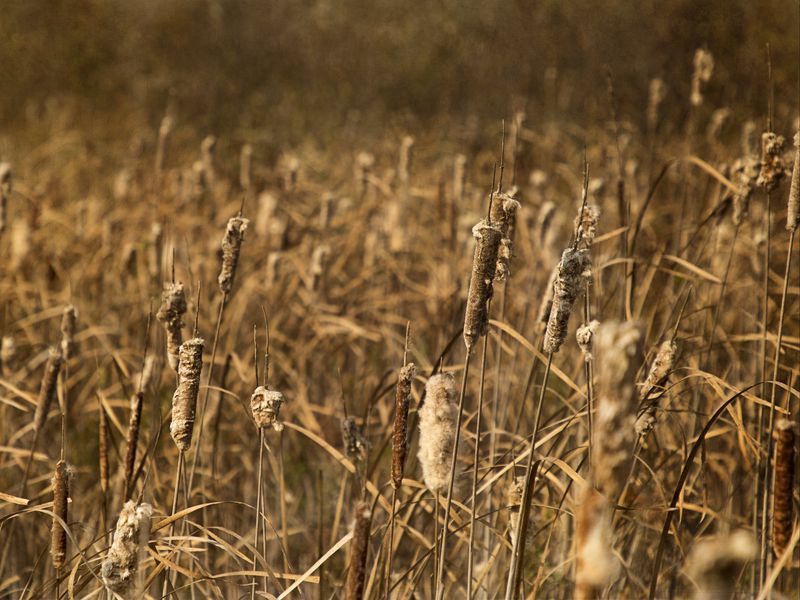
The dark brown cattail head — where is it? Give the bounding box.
[463,219,503,351]
[757,132,786,192]
[170,338,204,453]
[122,392,144,500]
[99,402,109,495]
[344,501,372,600]
[341,416,368,462]
[156,281,187,372]
[772,419,795,557]
[391,363,417,489]
[787,131,800,232]
[543,248,592,353]
[250,386,285,432]
[218,216,249,294]
[60,305,77,361]
[51,459,70,571]
[34,347,63,434]
[101,500,153,595]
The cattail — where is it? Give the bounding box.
[139,354,158,392]
[592,321,643,500]
[34,348,63,435]
[113,168,133,201]
[355,152,374,196]
[267,252,282,285]
[506,476,533,550]
[122,392,143,500]
[170,338,204,453]
[536,265,559,333]
[60,305,77,361]
[240,143,253,191]
[576,320,600,362]
[397,135,414,186]
[729,156,759,226]
[417,373,459,494]
[156,282,187,372]
[309,244,330,292]
[344,501,372,600]
[453,154,467,206]
[391,363,417,489]
[0,161,11,235]
[575,486,618,600]
[742,120,759,156]
[491,192,522,281]
[772,419,795,557]
[635,340,678,436]
[647,78,667,131]
[543,248,592,353]
[706,108,731,146]
[787,131,800,232]
[690,48,714,107]
[757,132,786,192]
[685,531,754,600]
[575,203,600,249]
[101,501,153,597]
[536,200,557,247]
[155,116,173,173]
[50,459,70,571]
[463,219,503,351]
[10,219,31,269]
[99,403,109,495]
[341,416,368,462]
[218,216,249,295]
[250,386,285,432]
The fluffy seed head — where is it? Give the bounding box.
[787,131,800,232]
[491,192,522,281]
[686,531,754,600]
[250,386,285,432]
[575,204,600,248]
[170,338,204,452]
[218,216,249,294]
[575,486,619,599]
[417,373,459,494]
[543,248,592,353]
[156,282,187,372]
[101,501,153,596]
[757,131,786,192]
[463,219,503,350]
[576,320,600,362]
[391,363,417,489]
[341,416,368,462]
[34,347,63,434]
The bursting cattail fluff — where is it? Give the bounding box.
[391,363,417,489]
[787,131,800,232]
[757,131,786,192]
[575,486,618,600]
[170,338,204,452]
[463,219,502,350]
[491,192,521,281]
[543,247,592,353]
[344,501,372,600]
[218,216,249,294]
[685,531,754,600]
[635,339,677,436]
[34,347,63,434]
[101,501,153,597]
[575,204,600,248]
[341,416,368,462]
[576,320,600,362]
[772,419,795,557]
[690,48,714,107]
[250,386,285,432]
[51,459,70,570]
[156,282,187,372]
[417,373,459,494]
[60,305,77,360]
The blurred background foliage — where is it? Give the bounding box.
[1,0,798,140]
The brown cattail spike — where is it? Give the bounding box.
[463,219,503,350]
[772,419,795,557]
[99,402,109,495]
[60,305,77,360]
[122,392,144,500]
[787,131,800,232]
[417,373,459,494]
[34,347,63,434]
[156,282,187,372]
[344,501,372,600]
[170,338,204,452]
[250,386,285,432]
[543,248,592,353]
[51,459,70,570]
[757,132,786,192]
[218,216,249,294]
[391,363,417,489]
[101,500,153,595]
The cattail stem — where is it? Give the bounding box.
[251,428,265,600]
[385,487,399,599]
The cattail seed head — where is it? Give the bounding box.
[250,386,285,432]
[417,373,459,494]
[309,244,330,292]
[772,419,795,557]
[391,363,417,489]
[218,216,249,294]
[341,416,368,462]
[757,131,786,192]
[635,339,678,436]
[491,192,522,281]
[34,347,63,434]
[170,338,204,453]
[787,131,800,232]
[355,152,375,196]
[99,404,109,494]
[101,500,153,596]
[344,501,372,600]
[575,204,601,248]
[156,282,187,372]
[536,265,559,334]
[686,531,754,600]
[729,156,759,226]
[647,78,667,130]
[690,48,714,107]
[155,116,173,173]
[397,135,414,186]
[575,486,618,600]
[576,320,600,362]
[543,248,592,353]
[51,459,70,570]
[463,219,503,350]
[60,305,77,360]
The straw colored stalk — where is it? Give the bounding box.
[575,486,618,600]
[170,338,204,453]
[250,386,285,432]
[543,248,592,353]
[391,363,417,489]
[122,392,144,500]
[635,340,677,436]
[218,216,250,295]
[787,131,800,232]
[51,459,70,571]
[34,348,63,435]
[60,305,77,361]
[156,282,187,372]
[417,373,460,494]
[101,501,153,597]
[757,132,786,192]
[463,219,503,351]
[344,501,372,600]
[685,531,754,600]
[772,419,795,557]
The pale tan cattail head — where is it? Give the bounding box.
[341,416,368,462]
[463,219,503,350]
[729,156,759,226]
[170,337,204,453]
[397,135,415,185]
[757,131,786,192]
[592,321,643,500]
[575,203,600,248]
[155,116,173,173]
[647,78,667,130]
[218,216,250,295]
[156,282,187,372]
[256,191,278,238]
[200,135,217,183]
[148,223,163,280]
[685,531,754,600]
[787,131,800,232]
[772,419,795,557]
[635,339,678,436]
[34,347,63,434]
[344,501,372,600]
[543,247,592,353]
[240,143,253,190]
[51,459,70,571]
[690,48,714,107]
[60,305,77,361]
[101,501,153,596]
[250,386,285,432]
[417,373,459,494]
[391,363,417,490]
[576,320,600,362]
[283,155,301,192]
[575,485,619,600]
[491,192,522,281]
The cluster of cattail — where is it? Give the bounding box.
[543,247,592,353]
[50,460,70,571]
[34,348,63,436]
[685,531,754,600]
[787,131,800,232]
[250,386,285,432]
[635,339,678,436]
[463,219,503,351]
[491,191,521,281]
[576,320,599,362]
[170,338,204,452]
[59,305,77,361]
[101,501,153,597]
[156,282,187,372]
[690,48,714,107]
[757,131,786,191]
[772,419,795,557]
[344,501,372,600]
[218,215,249,294]
[417,373,459,494]
[0,161,10,235]
[391,363,417,489]
[341,416,368,462]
